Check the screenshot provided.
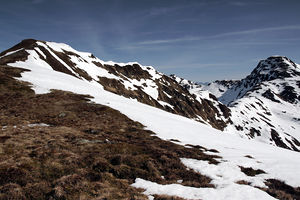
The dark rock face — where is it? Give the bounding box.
[278,86,299,104]
[101,63,152,81]
[262,89,280,103]
[248,128,261,138]
[270,129,290,150]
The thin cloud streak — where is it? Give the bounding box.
[159,62,247,70]
[137,25,300,45]
[31,0,47,4]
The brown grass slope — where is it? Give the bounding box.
[0,65,220,199]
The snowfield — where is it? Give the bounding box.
[5,42,300,199]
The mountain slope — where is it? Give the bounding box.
[0,39,230,130]
[0,65,220,199]
[1,40,300,199]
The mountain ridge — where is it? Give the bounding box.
[1,39,299,152]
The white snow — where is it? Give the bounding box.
[0,48,24,59]
[181,158,267,188]
[157,100,174,109]
[132,178,276,200]
[201,82,231,98]
[27,123,49,127]
[34,47,46,59]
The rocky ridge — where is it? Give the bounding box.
[0,39,230,130]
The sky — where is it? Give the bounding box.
[1,0,300,82]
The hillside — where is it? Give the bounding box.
[0,39,300,199]
[0,39,230,130]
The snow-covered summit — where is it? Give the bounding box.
[189,56,300,152]
[253,56,299,79]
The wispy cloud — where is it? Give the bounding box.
[147,2,207,17]
[213,25,300,37]
[226,0,269,6]
[138,37,198,45]
[31,0,46,4]
[159,62,238,70]
[136,25,300,45]
[148,6,181,16]
[228,1,248,6]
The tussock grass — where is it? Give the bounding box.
[239,166,266,177]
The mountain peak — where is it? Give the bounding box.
[218,56,300,106]
[250,56,299,81]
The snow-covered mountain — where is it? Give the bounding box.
[222,56,300,152]
[181,56,300,152]
[1,39,300,199]
[220,56,300,104]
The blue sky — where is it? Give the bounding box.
[1,0,300,82]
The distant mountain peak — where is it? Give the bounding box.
[250,56,299,82]
[190,55,300,152]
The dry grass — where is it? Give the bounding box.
[0,65,219,199]
[153,194,186,200]
[263,179,300,200]
[236,177,300,199]
[239,166,266,177]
